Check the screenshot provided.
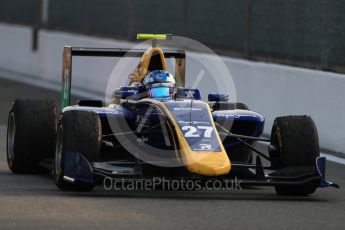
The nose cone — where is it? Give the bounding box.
[184,151,231,176]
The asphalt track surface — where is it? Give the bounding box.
[0,78,344,229]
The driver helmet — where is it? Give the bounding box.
[143,70,176,98]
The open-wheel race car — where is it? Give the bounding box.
[6,34,338,195]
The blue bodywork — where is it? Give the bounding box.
[212,110,265,137]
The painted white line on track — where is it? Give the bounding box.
[259,141,345,166]
[321,153,345,166]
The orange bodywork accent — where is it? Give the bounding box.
[130,47,168,84]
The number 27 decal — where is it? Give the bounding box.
[182,126,213,138]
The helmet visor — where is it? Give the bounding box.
[149,87,170,98]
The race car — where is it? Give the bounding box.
[6,34,338,195]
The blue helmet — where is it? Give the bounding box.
[143,70,176,98]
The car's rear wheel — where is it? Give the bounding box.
[54,110,101,191]
[270,116,320,196]
[7,99,57,173]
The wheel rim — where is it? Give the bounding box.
[54,125,63,176]
[7,113,15,160]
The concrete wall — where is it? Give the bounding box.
[0,23,344,153]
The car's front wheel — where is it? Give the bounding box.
[270,115,320,196]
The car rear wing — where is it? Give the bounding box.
[61,46,186,108]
